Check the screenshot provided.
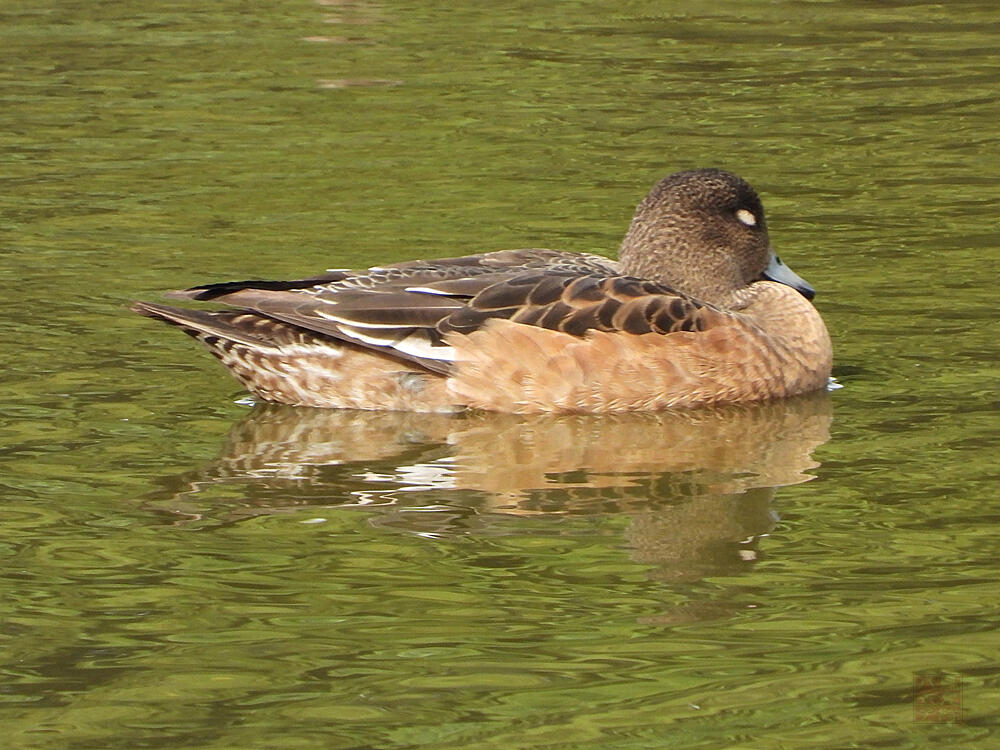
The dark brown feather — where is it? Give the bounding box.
[146,249,720,375]
[167,272,351,301]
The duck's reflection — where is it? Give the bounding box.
[148,392,832,581]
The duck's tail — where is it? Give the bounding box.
[130,301,289,349]
[130,301,318,403]
[129,301,454,410]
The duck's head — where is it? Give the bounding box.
[618,168,815,306]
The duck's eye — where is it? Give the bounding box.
[736,208,757,227]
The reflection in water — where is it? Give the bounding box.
[145,393,832,583]
[316,78,403,89]
[301,36,376,44]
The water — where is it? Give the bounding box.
[1,0,998,747]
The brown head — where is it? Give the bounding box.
[618,169,814,306]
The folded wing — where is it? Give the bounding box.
[162,249,724,373]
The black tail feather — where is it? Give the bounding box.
[165,272,350,301]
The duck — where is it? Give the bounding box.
[131,168,832,413]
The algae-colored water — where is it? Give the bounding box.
[2,1,998,747]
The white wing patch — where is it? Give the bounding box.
[404,286,459,296]
[314,310,402,329]
[393,331,455,362]
[335,326,456,362]
[337,327,401,347]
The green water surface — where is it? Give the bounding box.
[1,0,998,748]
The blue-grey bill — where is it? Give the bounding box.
[762,252,815,300]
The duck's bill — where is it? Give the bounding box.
[762,252,815,300]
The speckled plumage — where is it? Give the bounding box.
[132,169,833,413]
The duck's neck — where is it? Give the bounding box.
[618,224,746,306]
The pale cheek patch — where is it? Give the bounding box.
[736,209,757,226]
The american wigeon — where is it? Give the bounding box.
[132,169,832,413]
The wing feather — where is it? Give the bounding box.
[153,250,723,374]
